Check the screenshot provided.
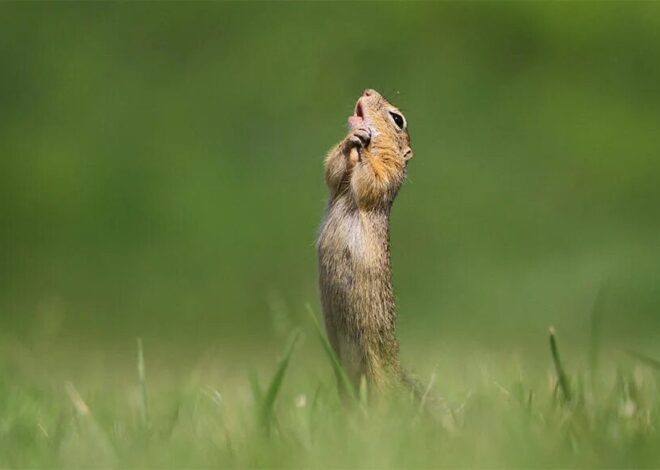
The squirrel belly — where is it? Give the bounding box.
[318,197,400,390]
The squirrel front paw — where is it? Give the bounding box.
[346,127,371,150]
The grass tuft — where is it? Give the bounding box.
[258,329,301,434]
[306,303,358,404]
[64,381,118,464]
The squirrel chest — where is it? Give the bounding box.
[318,199,388,289]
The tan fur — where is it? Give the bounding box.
[317,89,412,393]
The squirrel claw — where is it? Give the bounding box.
[347,127,371,150]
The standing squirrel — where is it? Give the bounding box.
[317,89,413,393]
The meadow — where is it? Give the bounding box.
[1,3,660,467]
[2,312,660,468]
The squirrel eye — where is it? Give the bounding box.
[389,111,405,130]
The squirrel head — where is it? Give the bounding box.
[348,89,413,164]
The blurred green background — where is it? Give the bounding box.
[1,3,659,364]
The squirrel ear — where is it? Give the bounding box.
[403,148,413,161]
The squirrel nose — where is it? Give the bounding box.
[363,89,375,97]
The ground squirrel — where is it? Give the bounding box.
[317,89,413,394]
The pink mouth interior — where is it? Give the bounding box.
[355,100,364,118]
[348,98,365,128]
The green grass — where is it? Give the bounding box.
[1,324,659,468]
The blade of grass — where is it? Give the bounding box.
[259,329,301,433]
[549,326,572,403]
[415,368,437,418]
[359,374,368,409]
[137,337,150,428]
[248,369,264,405]
[307,382,324,442]
[306,304,357,404]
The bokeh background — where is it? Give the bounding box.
[1,3,659,373]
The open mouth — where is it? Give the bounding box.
[355,99,364,118]
[348,97,366,129]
